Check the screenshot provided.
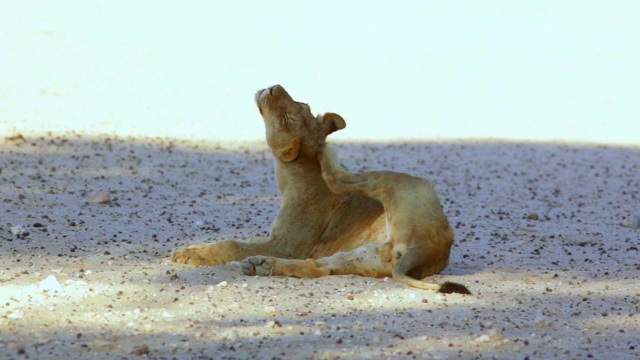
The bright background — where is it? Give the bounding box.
[1,1,638,143]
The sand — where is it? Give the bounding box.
[1,133,638,359]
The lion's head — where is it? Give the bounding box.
[255,85,346,163]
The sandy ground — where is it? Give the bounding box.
[1,133,639,359]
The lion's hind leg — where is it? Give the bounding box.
[320,146,367,193]
[316,242,394,278]
[242,243,394,280]
[324,172,374,196]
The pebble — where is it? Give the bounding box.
[7,310,24,319]
[90,191,111,204]
[263,306,277,315]
[217,280,229,288]
[475,329,503,342]
[10,225,28,238]
[621,216,640,229]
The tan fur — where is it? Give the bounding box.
[171,85,460,291]
[320,147,454,290]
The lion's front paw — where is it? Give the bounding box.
[171,245,214,266]
[242,256,276,276]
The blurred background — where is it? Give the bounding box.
[1,1,638,144]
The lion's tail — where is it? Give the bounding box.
[392,252,471,294]
[391,268,441,291]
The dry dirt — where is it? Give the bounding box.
[1,134,638,359]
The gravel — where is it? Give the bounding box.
[1,134,638,359]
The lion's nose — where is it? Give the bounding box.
[259,88,272,101]
[269,84,283,94]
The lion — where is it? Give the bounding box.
[171,84,468,293]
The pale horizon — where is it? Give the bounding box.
[1,1,638,144]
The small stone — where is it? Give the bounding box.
[263,306,277,315]
[221,329,239,340]
[474,329,503,342]
[131,344,149,355]
[90,192,111,204]
[475,334,491,343]
[527,213,539,220]
[621,216,640,229]
[7,310,24,319]
[10,225,29,238]
[217,281,228,288]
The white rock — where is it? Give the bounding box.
[39,275,63,292]
[475,329,503,342]
[10,225,27,236]
[221,329,238,341]
[217,281,228,288]
[475,334,491,343]
[7,310,24,319]
[263,306,277,315]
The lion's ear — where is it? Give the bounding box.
[276,137,301,162]
[319,113,346,136]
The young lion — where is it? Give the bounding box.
[320,147,471,294]
[171,84,468,292]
